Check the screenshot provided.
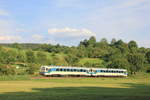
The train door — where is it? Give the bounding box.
[88,69,96,76]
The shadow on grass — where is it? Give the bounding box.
[0,83,150,100]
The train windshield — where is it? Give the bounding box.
[41,67,48,72]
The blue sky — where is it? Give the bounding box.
[0,0,150,47]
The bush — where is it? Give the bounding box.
[0,65,16,75]
[146,66,150,73]
[26,63,40,75]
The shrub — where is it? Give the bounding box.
[0,64,16,75]
[26,63,40,75]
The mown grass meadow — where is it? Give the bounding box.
[0,73,150,100]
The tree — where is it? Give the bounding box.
[11,43,22,49]
[111,38,117,45]
[127,53,145,74]
[113,40,129,55]
[26,50,36,63]
[2,49,18,64]
[128,41,138,49]
[88,36,96,46]
[52,55,68,66]
[77,46,88,58]
[26,63,40,75]
[109,58,130,69]
[65,54,79,66]
[146,51,150,63]
[36,51,48,64]
[79,39,89,47]
[16,51,26,62]
[0,65,16,75]
[96,38,108,49]
[128,41,138,53]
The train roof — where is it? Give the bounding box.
[41,66,127,71]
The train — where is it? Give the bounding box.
[40,66,128,77]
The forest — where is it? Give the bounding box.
[0,36,150,75]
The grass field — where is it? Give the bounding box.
[0,73,150,100]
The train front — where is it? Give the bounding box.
[39,66,49,76]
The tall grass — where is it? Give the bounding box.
[0,75,30,81]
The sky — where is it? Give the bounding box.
[0,0,150,47]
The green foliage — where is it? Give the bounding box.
[127,53,145,74]
[65,54,79,66]
[16,51,27,62]
[26,50,36,63]
[109,58,130,69]
[146,51,150,63]
[36,51,48,64]
[0,64,16,75]
[1,73,150,100]
[11,43,22,49]
[52,54,68,66]
[0,36,149,75]
[146,66,150,73]
[26,63,40,75]
[88,36,96,46]
[78,58,103,67]
[128,40,138,53]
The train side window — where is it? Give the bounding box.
[64,69,66,71]
[67,69,70,71]
[61,69,64,71]
[60,69,62,71]
[80,69,83,72]
[70,69,73,72]
[56,69,59,71]
[46,68,48,71]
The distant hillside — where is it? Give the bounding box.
[0,36,150,75]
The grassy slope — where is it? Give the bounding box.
[78,58,103,66]
[0,73,150,100]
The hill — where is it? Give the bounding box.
[0,36,150,75]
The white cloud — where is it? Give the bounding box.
[0,35,22,41]
[15,28,27,33]
[0,9,9,16]
[32,34,44,41]
[48,27,95,37]
[118,0,149,9]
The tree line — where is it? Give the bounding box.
[0,36,150,75]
